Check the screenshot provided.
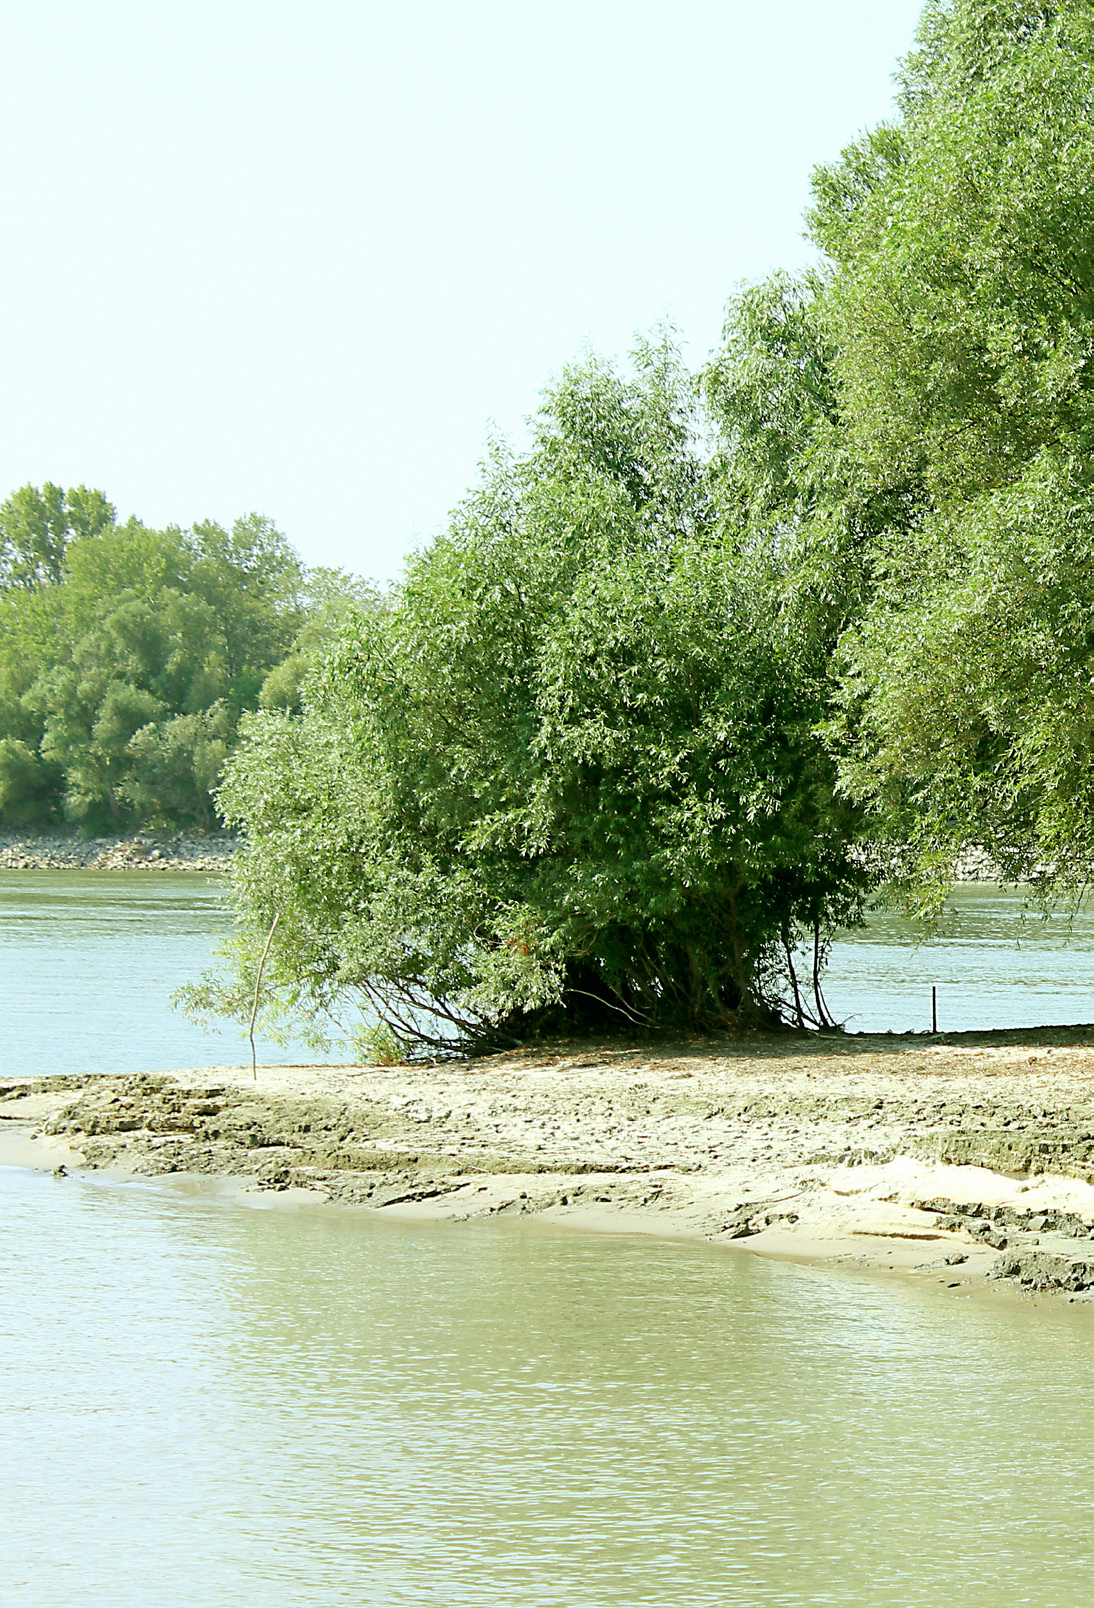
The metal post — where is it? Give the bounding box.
[931,985,938,1035]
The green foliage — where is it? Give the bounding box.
[177,0,1094,1048]
[705,271,841,523]
[807,0,1094,897]
[835,460,1094,896]
[0,737,55,827]
[0,483,115,590]
[258,568,382,715]
[815,4,1094,503]
[207,346,869,1054]
[0,488,332,831]
[123,707,233,831]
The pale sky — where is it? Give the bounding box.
[0,0,926,581]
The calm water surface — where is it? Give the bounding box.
[5,1170,1094,1607]
[0,869,329,1076]
[5,871,1094,1078]
[827,881,1094,1034]
[5,872,1094,1606]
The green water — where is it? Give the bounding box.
[0,869,329,1076]
[6,872,1094,1605]
[4,1167,1094,1607]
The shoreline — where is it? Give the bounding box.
[7,1028,1094,1304]
[0,833,1001,881]
[0,831,234,873]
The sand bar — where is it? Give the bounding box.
[7,1026,1094,1302]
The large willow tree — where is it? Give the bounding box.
[208,346,868,1055]
[814,0,1094,897]
[205,0,1094,1053]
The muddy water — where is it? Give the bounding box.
[7,879,1094,1603]
[4,1163,1094,1607]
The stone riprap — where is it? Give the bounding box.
[0,832,235,872]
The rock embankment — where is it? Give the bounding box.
[8,1027,1094,1301]
[0,832,235,872]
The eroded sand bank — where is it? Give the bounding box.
[8,1027,1094,1301]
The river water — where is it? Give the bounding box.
[0,870,326,1077]
[825,882,1094,1035]
[5,872,1094,1606]
[5,871,1094,1078]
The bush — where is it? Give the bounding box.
[206,348,869,1055]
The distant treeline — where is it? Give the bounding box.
[0,485,373,832]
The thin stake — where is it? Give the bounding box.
[250,912,280,1081]
[931,984,938,1036]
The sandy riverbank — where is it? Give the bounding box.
[0,831,234,872]
[7,1027,1094,1300]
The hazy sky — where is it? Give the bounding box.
[0,1,926,581]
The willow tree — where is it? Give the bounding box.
[813,0,1094,897]
[204,344,869,1057]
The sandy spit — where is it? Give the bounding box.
[8,1026,1094,1303]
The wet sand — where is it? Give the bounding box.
[7,1026,1094,1301]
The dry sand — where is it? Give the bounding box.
[7,1025,1094,1302]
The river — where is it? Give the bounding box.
[5,872,1094,1606]
[0,869,327,1077]
[825,881,1094,1034]
[6,871,1094,1077]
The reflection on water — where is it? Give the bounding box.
[0,869,331,1077]
[826,882,1094,1034]
[4,1165,1094,1607]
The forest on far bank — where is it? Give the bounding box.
[0,485,373,832]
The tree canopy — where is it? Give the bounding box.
[813,0,1094,897]
[0,482,115,590]
[206,347,868,1055]
[114,0,1094,1052]
[0,488,363,832]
